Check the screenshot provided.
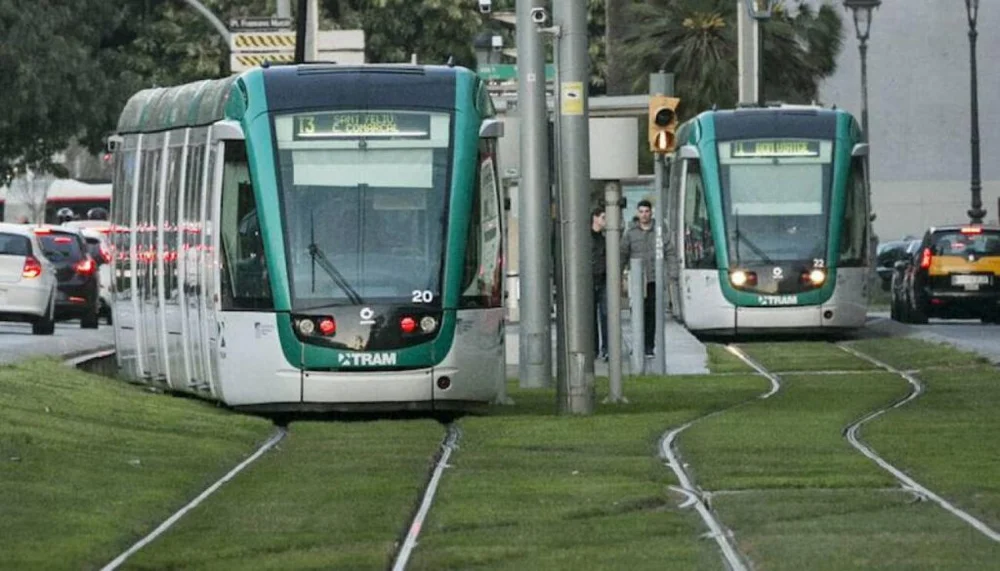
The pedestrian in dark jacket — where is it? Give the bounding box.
[621,199,657,356]
[591,206,608,360]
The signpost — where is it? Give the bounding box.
[478,63,556,82]
[228,29,365,74]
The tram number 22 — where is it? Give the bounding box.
[412,290,434,303]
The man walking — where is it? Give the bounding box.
[590,206,608,361]
[621,199,656,357]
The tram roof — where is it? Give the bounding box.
[115,64,486,135]
[115,76,238,134]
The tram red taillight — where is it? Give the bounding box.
[317,317,336,336]
[400,316,417,334]
[919,247,933,269]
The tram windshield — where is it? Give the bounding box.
[274,110,451,308]
[718,139,832,265]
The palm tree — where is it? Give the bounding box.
[620,0,843,118]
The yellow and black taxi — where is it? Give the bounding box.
[890,224,1000,324]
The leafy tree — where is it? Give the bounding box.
[322,0,483,67]
[620,0,843,119]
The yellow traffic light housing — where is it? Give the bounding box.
[648,95,681,154]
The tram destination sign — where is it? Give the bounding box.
[293,111,431,140]
[731,140,820,158]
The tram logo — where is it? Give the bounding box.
[359,307,376,325]
[757,295,797,306]
[338,352,397,367]
[772,267,784,280]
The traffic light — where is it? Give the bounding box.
[648,95,681,154]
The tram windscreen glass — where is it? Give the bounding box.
[718,139,833,264]
[273,110,451,307]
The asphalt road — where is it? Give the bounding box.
[0,320,114,365]
[865,312,1000,364]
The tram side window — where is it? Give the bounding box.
[460,139,503,309]
[683,160,716,269]
[219,141,273,310]
[839,155,868,266]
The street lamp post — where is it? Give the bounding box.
[843,0,880,144]
[965,0,986,223]
[738,0,776,104]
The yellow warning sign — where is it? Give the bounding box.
[560,81,584,116]
[231,33,296,51]
[231,53,295,72]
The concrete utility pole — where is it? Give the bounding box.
[275,0,291,19]
[651,72,674,376]
[604,181,625,403]
[305,0,319,62]
[553,0,594,415]
[737,2,761,104]
[516,0,553,389]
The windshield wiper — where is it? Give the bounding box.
[732,211,774,266]
[309,210,363,305]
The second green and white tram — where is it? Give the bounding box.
[665,105,872,335]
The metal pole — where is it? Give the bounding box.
[859,40,870,143]
[628,257,645,374]
[651,72,672,376]
[552,42,568,389]
[554,0,594,415]
[604,181,626,403]
[275,0,291,19]
[517,0,553,388]
[305,0,319,62]
[180,0,231,45]
[294,0,307,63]
[966,2,985,223]
[736,1,758,104]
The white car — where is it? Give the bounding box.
[0,223,58,334]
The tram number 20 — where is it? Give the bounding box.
[412,290,434,303]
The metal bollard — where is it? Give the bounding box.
[628,257,645,375]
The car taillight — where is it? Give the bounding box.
[22,256,42,278]
[100,246,112,264]
[75,256,96,276]
[919,247,932,269]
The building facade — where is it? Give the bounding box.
[808,0,1000,240]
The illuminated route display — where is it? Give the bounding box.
[292,111,432,140]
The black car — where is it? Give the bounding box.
[34,227,101,328]
[875,239,913,291]
[890,225,1000,324]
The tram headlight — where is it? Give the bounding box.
[419,316,438,333]
[297,318,315,336]
[808,269,826,286]
[729,270,756,288]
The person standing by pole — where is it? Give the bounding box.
[590,206,608,361]
[621,199,656,357]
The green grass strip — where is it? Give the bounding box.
[0,358,274,570]
[407,375,768,570]
[850,337,993,371]
[123,420,447,570]
[684,370,1000,566]
[706,344,755,374]
[737,341,880,372]
[848,341,1000,531]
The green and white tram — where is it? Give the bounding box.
[665,105,871,334]
[108,64,506,413]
